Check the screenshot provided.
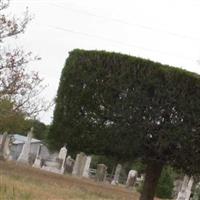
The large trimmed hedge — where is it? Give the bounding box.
[49,49,200,200]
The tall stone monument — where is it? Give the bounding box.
[17,127,33,164]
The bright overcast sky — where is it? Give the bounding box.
[7,0,200,124]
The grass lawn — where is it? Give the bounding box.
[0,161,140,200]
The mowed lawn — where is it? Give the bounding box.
[0,161,140,200]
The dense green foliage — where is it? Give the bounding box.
[137,166,175,199]
[0,99,27,133]
[49,49,200,176]
[25,119,48,140]
[0,99,47,139]
[156,167,175,199]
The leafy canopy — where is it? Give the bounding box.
[49,49,200,175]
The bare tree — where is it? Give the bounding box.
[0,0,50,118]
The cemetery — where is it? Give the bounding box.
[0,127,199,200]
[0,49,200,200]
[1,0,200,199]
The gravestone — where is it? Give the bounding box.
[17,128,33,164]
[111,164,122,185]
[58,145,68,174]
[0,132,8,160]
[126,170,138,188]
[58,145,67,160]
[3,134,11,160]
[96,164,107,182]
[65,156,75,174]
[33,144,42,168]
[83,156,92,178]
[72,152,87,176]
[176,175,194,200]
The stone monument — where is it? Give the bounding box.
[82,156,92,178]
[72,152,87,176]
[0,132,8,160]
[176,175,194,200]
[33,144,43,168]
[126,170,138,188]
[65,156,75,173]
[17,128,33,164]
[111,164,122,185]
[96,164,107,182]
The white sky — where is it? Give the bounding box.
[7,0,200,124]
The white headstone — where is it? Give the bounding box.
[126,170,138,188]
[82,156,92,178]
[17,128,33,164]
[58,145,67,160]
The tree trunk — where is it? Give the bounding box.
[139,161,164,200]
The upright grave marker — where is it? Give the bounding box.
[17,128,33,164]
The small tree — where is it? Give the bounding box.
[156,166,175,199]
[0,0,49,120]
[49,49,200,200]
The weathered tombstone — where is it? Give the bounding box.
[17,128,33,164]
[126,170,138,188]
[83,156,92,178]
[96,164,107,182]
[58,145,67,160]
[65,156,75,174]
[33,144,42,168]
[176,175,194,200]
[0,132,8,160]
[3,134,11,160]
[58,145,68,174]
[72,152,87,176]
[111,164,122,185]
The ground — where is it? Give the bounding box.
[0,161,140,200]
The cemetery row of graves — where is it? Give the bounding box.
[0,128,200,200]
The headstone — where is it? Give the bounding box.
[17,128,33,164]
[126,170,138,188]
[33,144,42,168]
[96,164,107,182]
[111,164,122,185]
[58,145,67,160]
[0,132,8,160]
[58,145,68,174]
[176,175,194,200]
[65,156,75,174]
[72,152,87,176]
[3,134,11,160]
[83,156,92,178]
